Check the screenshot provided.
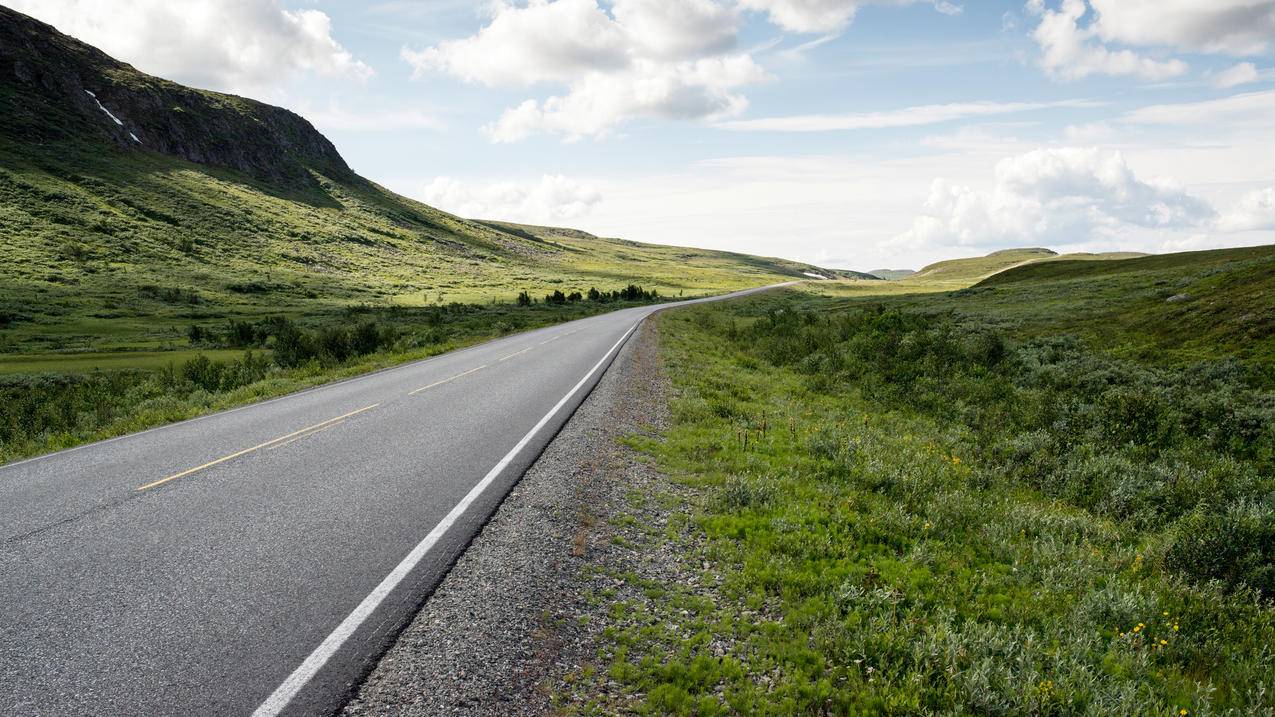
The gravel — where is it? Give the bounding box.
[343,319,680,716]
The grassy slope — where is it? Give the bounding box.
[808,244,1275,377]
[0,10,838,366]
[0,141,825,361]
[902,247,1147,289]
[569,250,1275,714]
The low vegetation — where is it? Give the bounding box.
[0,289,667,464]
[577,248,1274,715]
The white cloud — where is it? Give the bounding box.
[1213,62,1262,89]
[405,0,966,141]
[403,0,762,140]
[401,0,628,86]
[1027,1,1275,82]
[1087,0,1275,56]
[737,0,961,34]
[893,147,1216,250]
[422,175,603,223]
[7,0,371,95]
[716,99,1097,132]
[1027,0,1188,81]
[1219,187,1275,231]
[612,0,740,59]
[486,55,766,142]
[737,0,861,33]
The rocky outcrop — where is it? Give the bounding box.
[0,5,353,188]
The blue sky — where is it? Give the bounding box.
[11,0,1275,270]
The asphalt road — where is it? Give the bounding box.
[0,283,791,716]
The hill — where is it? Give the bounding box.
[0,6,837,362]
[904,247,1146,286]
[867,269,915,280]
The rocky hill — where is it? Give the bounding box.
[0,5,351,188]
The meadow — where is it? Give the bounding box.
[577,247,1275,715]
[0,291,666,465]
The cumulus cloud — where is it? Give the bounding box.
[422,175,602,223]
[1027,0,1275,82]
[1027,0,1188,81]
[1218,187,1275,231]
[486,55,765,142]
[402,0,760,140]
[893,148,1216,250]
[7,0,371,95]
[1086,0,1275,56]
[404,0,961,141]
[1213,62,1262,89]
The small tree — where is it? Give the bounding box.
[517,290,533,306]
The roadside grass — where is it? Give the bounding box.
[577,285,1275,715]
[0,295,664,465]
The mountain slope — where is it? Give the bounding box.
[0,6,839,356]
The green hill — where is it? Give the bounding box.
[904,247,1146,286]
[0,6,836,362]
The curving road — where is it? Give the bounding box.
[0,283,792,716]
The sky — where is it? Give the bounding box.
[9,0,1275,271]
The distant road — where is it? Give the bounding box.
[0,283,793,716]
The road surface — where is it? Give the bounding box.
[0,284,791,716]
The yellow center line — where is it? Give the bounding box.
[498,346,534,362]
[408,364,488,396]
[135,403,380,491]
[267,420,343,451]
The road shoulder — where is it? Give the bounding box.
[343,318,676,715]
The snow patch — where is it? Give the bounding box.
[85,89,123,126]
[129,132,141,144]
[803,272,826,279]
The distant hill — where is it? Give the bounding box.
[868,269,916,281]
[904,248,1147,285]
[0,6,843,355]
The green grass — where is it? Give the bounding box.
[571,250,1274,715]
[0,297,673,465]
[804,244,1275,382]
[902,247,1148,288]
[0,349,252,375]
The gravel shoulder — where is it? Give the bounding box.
[343,317,683,715]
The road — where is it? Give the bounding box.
[0,283,791,716]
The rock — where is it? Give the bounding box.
[1166,294,1192,303]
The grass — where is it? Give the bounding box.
[0,295,668,465]
[570,247,1275,715]
[0,349,251,375]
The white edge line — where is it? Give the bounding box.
[250,321,642,717]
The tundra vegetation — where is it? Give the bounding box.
[0,287,667,465]
[573,246,1275,715]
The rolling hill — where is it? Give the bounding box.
[903,247,1147,287]
[0,6,845,358]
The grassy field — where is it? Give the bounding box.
[572,246,1275,715]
